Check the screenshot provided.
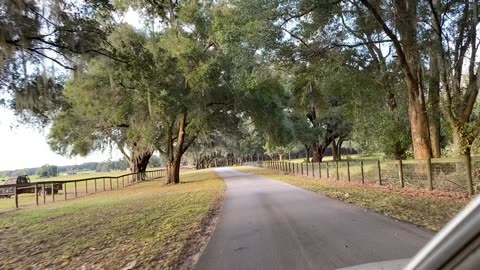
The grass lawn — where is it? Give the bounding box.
[234,166,469,231]
[0,169,225,270]
[32,170,130,182]
[0,168,167,212]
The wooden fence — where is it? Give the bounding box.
[0,169,165,210]
[259,157,480,195]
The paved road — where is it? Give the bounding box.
[195,168,434,270]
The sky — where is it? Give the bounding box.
[0,9,147,172]
[0,108,123,171]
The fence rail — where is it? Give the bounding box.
[0,169,165,211]
[259,157,479,195]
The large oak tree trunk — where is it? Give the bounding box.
[336,139,344,161]
[129,152,152,181]
[164,113,195,184]
[428,4,442,158]
[313,143,327,162]
[312,142,321,162]
[453,119,474,158]
[304,145,311,162]
[361,0,433,160]
[428,55,441,158]
[165,158,181,184]
[398,0,433,160]
[331,141,338,161]
[407,85,433,160]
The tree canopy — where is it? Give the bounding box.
[3,0,480,183]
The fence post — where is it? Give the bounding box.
[35,183,39,205]
[306,162,309,176]
[312,163,315,177]
[326,162,330,178]
[14,184,18,209]
[103,178,106,191]
[74,181,77,198]
[335,161,339,180]
[117,178,119,189]
[85,180,88,195]
[43,183,46,204]
[347,162,350,182]
[64,182,67,201]
[377,160,382,185]
[466,155,474,195]
[95,178,97,193]
[110,178,113,190]
[296,163,299,174]
[52,183,55,202]
[426,159,433,191]
[301,163,304,175]
[122,176,125,188]
[318,162,321,178]
[360,161,364,184]
[398,160,404,188]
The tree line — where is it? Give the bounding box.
[0,157,158,180]
[2,0,480,183]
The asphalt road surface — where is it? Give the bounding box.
[195,167,435,270]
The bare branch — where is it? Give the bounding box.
[281,27,310,48]
[331,39,392,48]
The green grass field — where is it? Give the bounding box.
[0,169,225,269]
[235,166,469,231]
[31,170,128,181]
[0,169,166,212]
[1,167,165,182]
[1,170,126,183]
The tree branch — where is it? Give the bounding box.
[331,39,392,48]
[358,0,411,78]
[281,27,310,47]
[181,135,197,155]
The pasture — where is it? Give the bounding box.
[0,169,225,269]
[0,169,166,212]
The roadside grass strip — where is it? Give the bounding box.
[235,166,468,231]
